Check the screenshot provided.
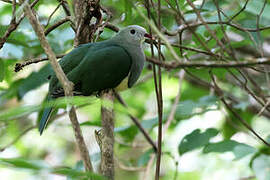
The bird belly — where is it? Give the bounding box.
[115,77,129,91]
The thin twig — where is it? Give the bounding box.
[0,0,19,4]
[186,0,227,56]
[163,70,185,133]
[228,0,250,22]
[45,3,62,27]
[14,54,65,72]
[210,72,270,147]
[45,16,72,36]
[0,126,35,152]
[0,0,40,50]
[114,92,158,152]
[155,0,163,179]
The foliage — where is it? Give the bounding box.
[1,0,270,179]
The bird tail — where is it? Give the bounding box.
[39,107,53,135]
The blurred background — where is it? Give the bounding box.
[1,0,270,179]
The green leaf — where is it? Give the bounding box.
[137,149,154,166]
[0,59,4,82]
[0,96,92,120]
[0,158,46,170]
[115,125,138,142]
[252,154,270,180]
[54,167,105,180]
[178,128,219,155]
[0,105,41,121]
[141,117,158,130]
[203,140,257,159]
[0,158,105,179]
[175,95,218,120]
[18,64,52,99]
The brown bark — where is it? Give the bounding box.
[20,0,93,172]
[100,91,115,180]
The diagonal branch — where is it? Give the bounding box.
[0,0,39,50]
[20,0,93,172]
[114,92,158,152]
[210,72,270,147]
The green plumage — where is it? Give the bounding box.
[50,44,131,97]
[39,25,148,135]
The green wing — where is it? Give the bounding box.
[49,44,93,91]
[51,45,132,96]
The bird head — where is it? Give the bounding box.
[117,25,152,45]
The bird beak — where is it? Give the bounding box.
[144,33,153,39]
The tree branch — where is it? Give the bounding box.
[45,16,72,36]
[210,72,270,147]
[20,0,93,172]
[14,54,65,72]
[100,90,115,180]
[0,0,39,50]
[114,92,158,152]
[147,57,270,69]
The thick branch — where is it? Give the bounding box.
[73,0,102,45]
[100,91,115,180]
[20,0,93,172]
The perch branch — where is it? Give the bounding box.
[100,90,115,180]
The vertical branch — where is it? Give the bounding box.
[100,91,115,180]
[20,0,93,172]
[155,0,163,179]
[73,0,102,45]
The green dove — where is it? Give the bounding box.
[39,25,151,135]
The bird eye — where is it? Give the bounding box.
[130,29,136,35]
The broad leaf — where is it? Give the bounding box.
[176,95,218,120]
[203,140,257,159]
[178,128,219,155]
